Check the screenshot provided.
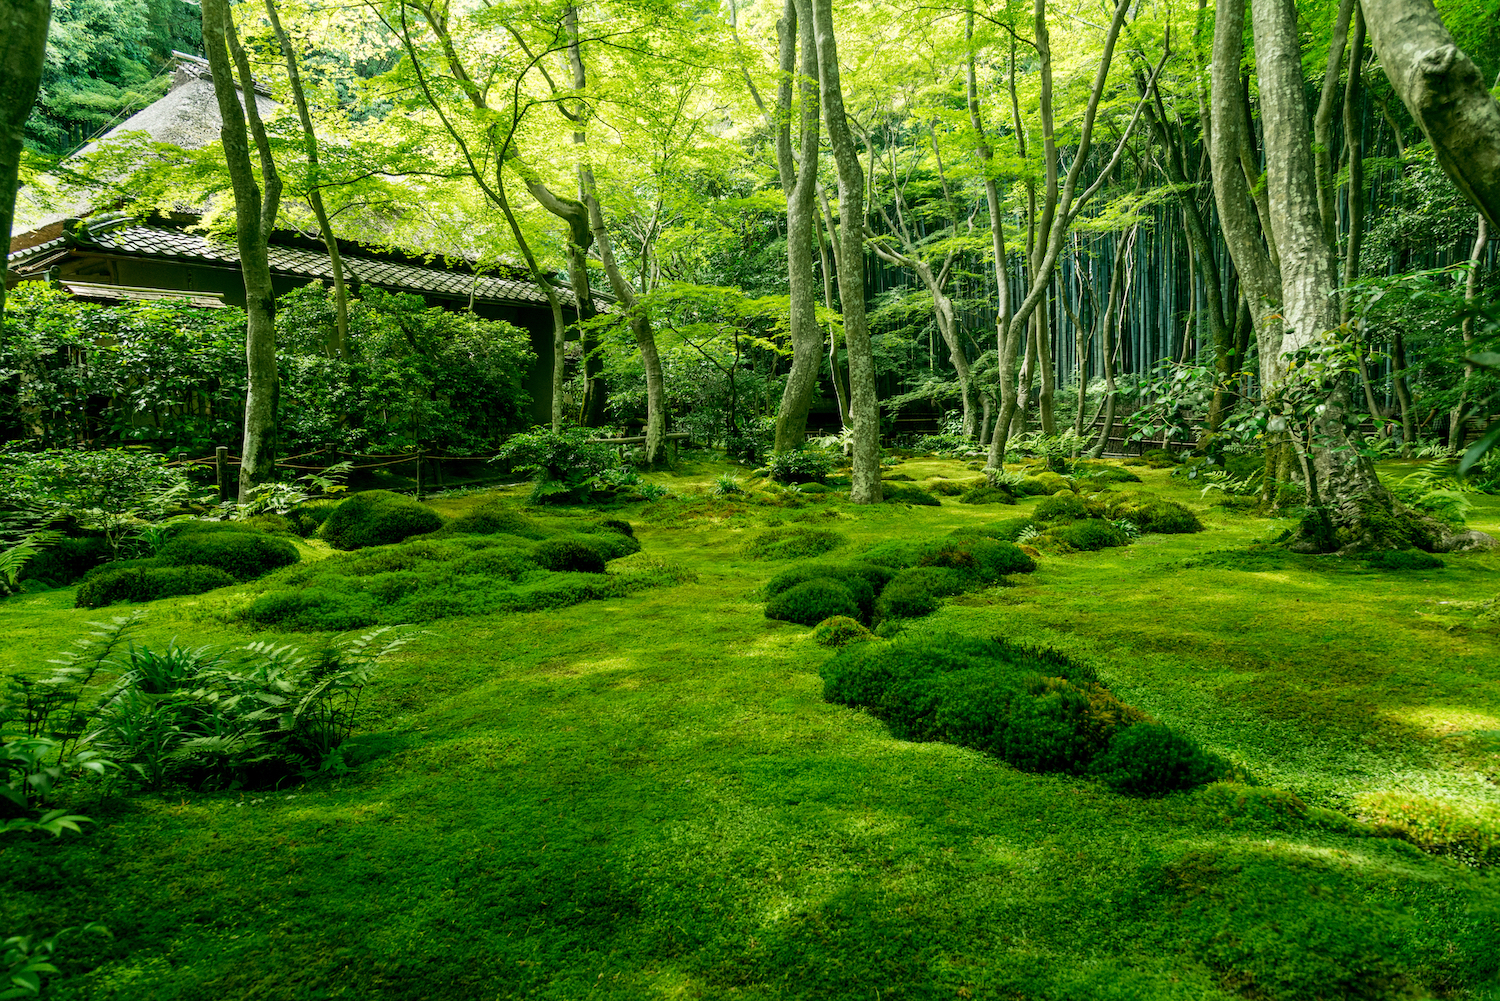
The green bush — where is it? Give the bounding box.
[533,539,607,573]
[766,449,833,484]
[743,527,846,560]
[1045,518,1130,551]
[1091,723,1227,796]
[155,530,300,581]
[765,579,860,626]
[1363,549,1444,571]
[319,491,444,550]
[76,564,237,608]
[813,615,874,647]
[16,535,111,586]
[957,486,1016,505]
[1132,500,1204,534]
[881,483,941,506]
[927,479,967,497]
[874,567,965,620]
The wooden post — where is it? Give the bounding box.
[216,446,229,503]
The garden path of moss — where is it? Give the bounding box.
[1,454,1497,1001]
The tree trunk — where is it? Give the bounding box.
[263,0,349,359]
[772,0,823,452]
[811,0,879,502]
[1362,0,1500,230]
[203,0,280,503]
[1251,0,1392,543]
[0,0,50,324]
[1450,216,1489,449]
[1089,227,1134,457]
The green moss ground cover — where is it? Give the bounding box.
[2,459,1498,999]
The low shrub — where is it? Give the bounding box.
[813,615,874,647]
[1133,500,1204,534]
[766,449,833,484]
[927,480,967,497]
[874,567,965,620]
[319,491,444,550]
[1363,549,1444,571]
[76,563,238,608]
[533,539,607,573]
[882,483,941,506]
[1045,518,1130,551]
[1091,723,1228,796]
[958,486,1016,505]
[155,530,300,581]
[744,527,846,560]
[16,535,111,586]
[765,579,861,626]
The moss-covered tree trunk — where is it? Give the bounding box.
[0,0,50,325]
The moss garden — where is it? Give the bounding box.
[4,453,1500,1001]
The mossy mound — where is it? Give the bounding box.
[1102,494,1204,534]
[1069,462,1142,484]
[916,537,1036,584]
[320,491,445,550]
[1032,493,1098,524]
[874,567,966,620]
[820,634,1159,776]
[744,527,847,560]
[765,579,862,626]
[1363,549,1444,571]
[927,479,967,497]
[238,506,676,630]
[1017,473,1071,496]
[1040,518,1130,552]
[958,486,1016,505]
[77,564,238,608]
[441,501,547,539]
[813,615,874,647]
[1091,723,1229,796]
[155,529,301,581]
[881,483,941,506]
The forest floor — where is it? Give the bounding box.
[2,454,1498,1000]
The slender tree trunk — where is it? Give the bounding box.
[204,0,280,502]
[1089,227,1134,457]
[1036,286,1056,434]
[263,0,348,359]
[773,0,824,451]
[811,0,879,502]
[816,208,850,426]
[0,0,50,324]
[1450,216,1489,449]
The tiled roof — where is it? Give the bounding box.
[60,223,586,310]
